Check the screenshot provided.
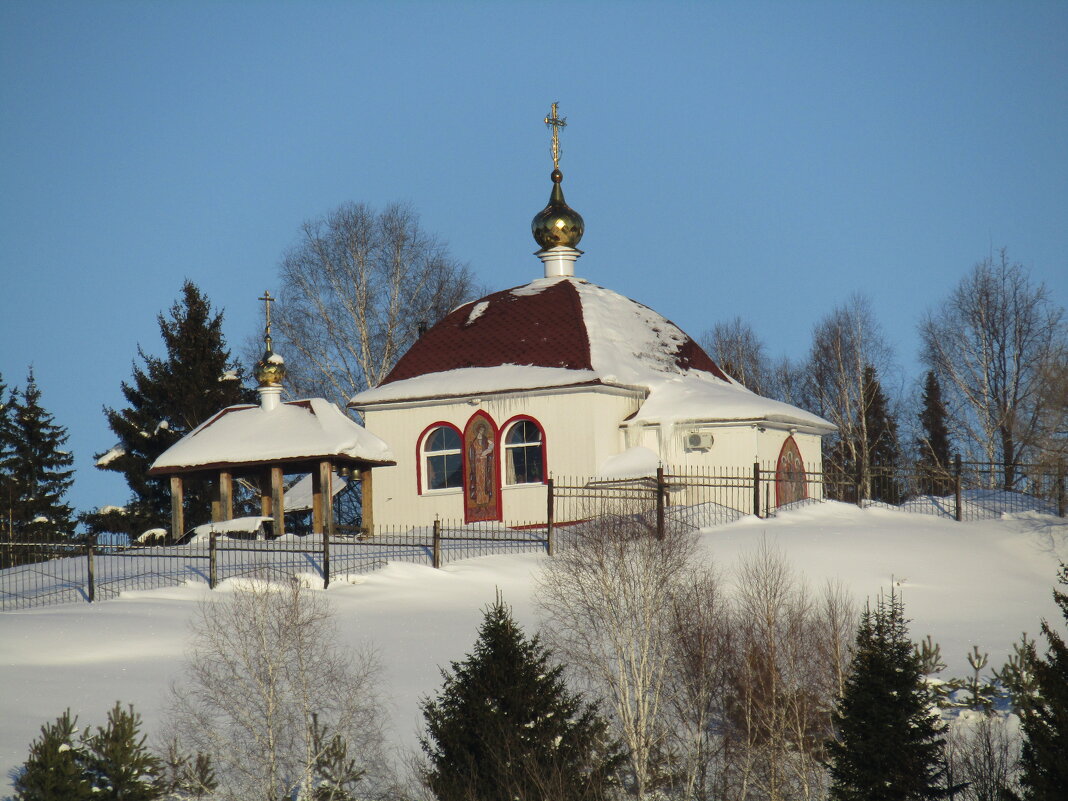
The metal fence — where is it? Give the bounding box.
[0,519,550,612]
[2,459,1063,611]
[549,459,1065,535]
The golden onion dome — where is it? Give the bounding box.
[255,339,287,387]
[531,168,584,250]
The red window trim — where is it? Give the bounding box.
[500,414,548,486]
[415,421,463,496]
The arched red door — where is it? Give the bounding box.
[775,436,808,509]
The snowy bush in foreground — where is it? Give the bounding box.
[166,579,391,801]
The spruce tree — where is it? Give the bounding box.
[0,371,15,544]
[82,702,164,800]
[15,704,166,801]
[863,364,902,503]
[94,281,253,536]
[14,710,92,801]
[1014,563,1068,800]
[917,370,953,495]
[828,590,956,800]
[4,369,75,545]
[421,595,622,801]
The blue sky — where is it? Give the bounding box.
[2,1,1066,515]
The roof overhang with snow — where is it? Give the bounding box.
[149,397,396,476]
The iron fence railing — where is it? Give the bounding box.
[0,519,549,612]
[2,459,1063,610]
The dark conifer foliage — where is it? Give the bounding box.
[82,703,164,800]
[917,370,953,494]
[1014,563,1068,800]
[863,364,902,503]
[94,282,253,536]
[421,595,622,801]
[0,371,14,532]
[3,368,75,544]
[14,710,92,801]
[16,704,165,801]
[828,590,957,801]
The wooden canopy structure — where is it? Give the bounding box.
[149,397,395,539]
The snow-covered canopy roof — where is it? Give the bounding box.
[349,277,833,431]
[150,398,395,475]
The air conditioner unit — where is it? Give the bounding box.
[686,431,714,451]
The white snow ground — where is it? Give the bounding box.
[1,502,1066,791]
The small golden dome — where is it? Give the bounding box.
[255,339,287,387]
[531,169,584,250]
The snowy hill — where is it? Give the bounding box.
[1,502,1065,789]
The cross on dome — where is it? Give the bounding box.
[531,102,585,264]
[255,289,286,391]
[544,101,566,171]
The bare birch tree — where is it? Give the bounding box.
[701,317,772,396]
[274,202,479,406]
[167,581,390,801]
[725,543,853,801]
[920,250,1066,487]
[663,565,735,801]
[1035,347,1068,470]
[944,713,1022,801]
[805,294,894,499]
[537,509,696,800]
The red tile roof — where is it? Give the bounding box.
[379,279,729,386]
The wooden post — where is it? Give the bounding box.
[260,468,273,518]
[753,462,761,518]
[321,462,335,537]
[210,480,221,523]
[656,466,666,540]
[954,454,963,522]
[86,541,95,603]
[359,467,374,534]
[546,478,555,556]
[312,463,324,535]
[209,532,217,589]
[271,465,285,535]
[170,475,185,542]
[218,470,233,522]
[432,518,441,569]
[320,461,332,588]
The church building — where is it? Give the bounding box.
[151,106,834,537]
[348,106,834,528]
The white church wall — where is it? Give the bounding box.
[622,420,826,510]
[357,385,642,527]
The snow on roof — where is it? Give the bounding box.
[349,276,833,430]
[284,471,349,512]
[150,397,395,474]
[186,516,273,542]
[351,364,602,406]
[633,374,836,430]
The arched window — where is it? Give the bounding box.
[423,426,463,491]
[504,419,544,485]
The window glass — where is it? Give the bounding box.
[424,427,462,490]
[426,427,461,453]
[505,420,544,485]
